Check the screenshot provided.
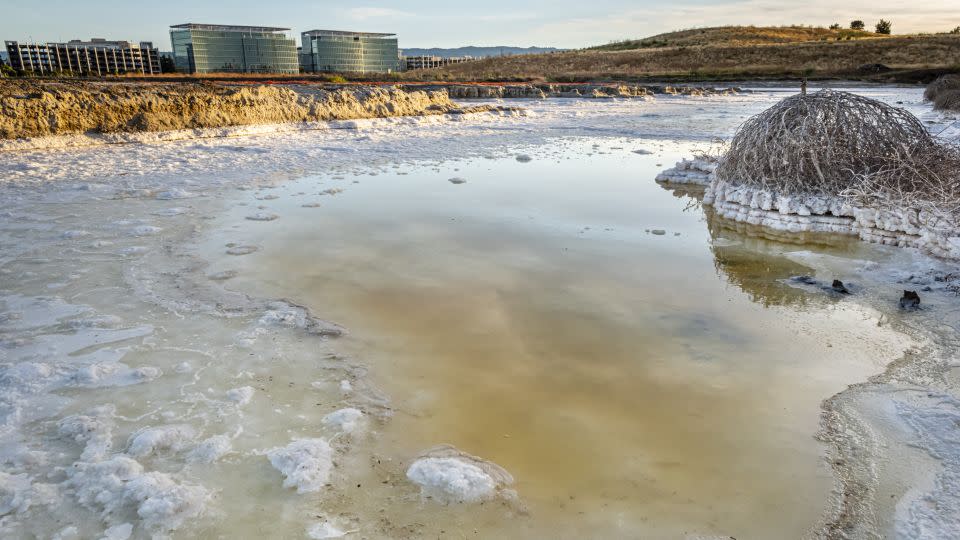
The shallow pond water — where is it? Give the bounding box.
[200,138,913,538]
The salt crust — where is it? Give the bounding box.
[658,158,960,259]
[266,438,334,494]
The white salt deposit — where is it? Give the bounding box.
[187,435,233,464]
[893,394,960,539]
[406,445,514,504]
[127,425,196,457]
[266,438,334,493]
[66,456,209,533]
[245,212,279,221]
[322,408,364,434]
[307,520,347,539]
[226,245,259,256]
[703,177,960,259]
[655,157,715,185]
[100,523,133,540]
[226,386,255,406]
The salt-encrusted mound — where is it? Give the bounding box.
[716,90,959,208]
[688,90,960,258]
[0,80,502,139]
[406,444,515,504]
[655,157,716,185]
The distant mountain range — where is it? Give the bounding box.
[400,46,562,59]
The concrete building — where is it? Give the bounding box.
[4,39,160,75]
[300,30,399,74]
[169,24,299,74]
[403,55,473,71]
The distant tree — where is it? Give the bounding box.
[829,23,841,30]
[875,19,892,34]
[850,20,865,30]
[950,26,960,34]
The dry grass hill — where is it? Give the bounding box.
[400,25,960,82]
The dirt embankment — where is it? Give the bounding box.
[441,83,739,99]
[0,81,500,139]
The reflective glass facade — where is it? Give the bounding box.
[301,30,399,74]
[170,24,298,74]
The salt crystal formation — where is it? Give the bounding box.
[406,444,516,504]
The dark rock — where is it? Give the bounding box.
[790,275,817,285]
[899,290,921,310]
[831,280,851,294]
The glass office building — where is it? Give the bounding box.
[170,24,298,74]
[300,30,399,74]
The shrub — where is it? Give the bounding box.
[716,90,960,218]
[950,26,960,34]
[924,74,960,102]
[829,23,841,30]
[850,20,865,30]
[875,19,892,34]
[934,89,960,111]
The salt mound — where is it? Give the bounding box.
[266,438,334,493]
[67,456,209,533]
[406,444,515,504]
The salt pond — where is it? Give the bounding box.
[1,87,958,539]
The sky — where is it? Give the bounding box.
[2,0,958,50]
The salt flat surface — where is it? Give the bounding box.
[0,87,958,538]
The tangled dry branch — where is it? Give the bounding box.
[715,89,960,220]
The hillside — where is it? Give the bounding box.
[401,46,562,58]
[591,25,878,51]
[401,26,960,82]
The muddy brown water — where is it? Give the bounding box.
[201,139,913,538]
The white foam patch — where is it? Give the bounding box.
[266,438,333,494]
